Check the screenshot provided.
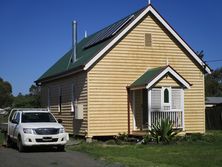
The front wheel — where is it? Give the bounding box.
[17,136,25,152]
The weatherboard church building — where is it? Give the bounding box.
[36,3,211,139]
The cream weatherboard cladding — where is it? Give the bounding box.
[40,72,88,135]
[87,13,205,137]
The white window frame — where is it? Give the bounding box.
[71,84,75,112]
[58,86,62,113]
[47,87,50,110]
[150,88,162,111]
[161,87,172,111]
[150,87,183,112]
[171,88,183,110]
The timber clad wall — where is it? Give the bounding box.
[88,14,205,137]
[41,72,88,135]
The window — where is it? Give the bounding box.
[15,112,20,123]
[164,88,169,103]
[162,87,171,110]
[22,112,56,123]
[172,89,182,110]
[151,89,161,110]
[71,84,75,112]
[58,87,62,113]
[145,33,152,47]
[47,88,50,110]
[9,110,17,122]
[151,87,182,111]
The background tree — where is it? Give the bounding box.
[0,77,13,108]
[205,67,222,97]
[29,84,40,96]
[195,50,222,97]
[13,84,41,108]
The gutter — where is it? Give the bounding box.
[35,65,85,85]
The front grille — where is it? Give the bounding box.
[34,128,59,135]
[36,138,58,143]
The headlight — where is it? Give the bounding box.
[59,128,65,133]
[23,128,33,134]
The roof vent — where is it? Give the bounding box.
[145,33,152,47]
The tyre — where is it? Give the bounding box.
[6,135,12,148]
[17,136,25,152]
[57,145,65,152]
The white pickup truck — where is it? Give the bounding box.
[1,108,69,152]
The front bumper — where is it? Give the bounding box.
[22,133,69,146]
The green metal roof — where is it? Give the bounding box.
[130,66,167,88]
[36,7,146,83]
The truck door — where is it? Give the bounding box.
[8,110,17,137]
[8,112,20,139]
[13,112,20,139]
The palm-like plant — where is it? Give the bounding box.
[149,118,180,144]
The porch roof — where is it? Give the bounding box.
[130,65,191,90]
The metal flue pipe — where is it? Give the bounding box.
[72,20,77,63]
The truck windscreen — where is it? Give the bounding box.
[22,113,57,123]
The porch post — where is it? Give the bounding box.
[132,90,136,131]
[148,89,151,130]
[181,89,185,130]
[127,87,130,135]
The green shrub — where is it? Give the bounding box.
[183,133,216,143]
[114,133,129,144]
[149,118,180,144]
[141,134,152,144]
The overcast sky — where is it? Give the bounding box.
[0,0,222,95]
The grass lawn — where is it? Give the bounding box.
[69,131,222,167]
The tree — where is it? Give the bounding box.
[13,84,41,108]
[29,84,40,96]
[205,67,222,97]
[0,77,13,108]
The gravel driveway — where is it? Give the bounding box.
[0,147,106,167]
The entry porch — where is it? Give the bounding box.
[128,66,191,133]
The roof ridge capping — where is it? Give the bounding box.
[83,4,211,74]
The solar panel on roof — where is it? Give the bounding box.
[83,15,135,49]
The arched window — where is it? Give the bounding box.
[164,88,169,103]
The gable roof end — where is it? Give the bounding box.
[130,65,191,90]
[83,4,211,74]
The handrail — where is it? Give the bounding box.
[150,110,182,112]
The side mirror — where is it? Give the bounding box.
[11,119,18,124]
[58,119,63,124]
